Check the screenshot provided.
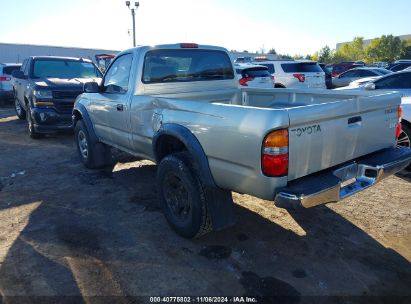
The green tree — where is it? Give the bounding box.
[365,35,403,62]
[317,46,333,63]
[350,37,365,60]
[311,52,319,61]
[279,54,293,60]
[400,39,411,59]
[268,48,277,55]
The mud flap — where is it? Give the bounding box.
[205,186,236,231]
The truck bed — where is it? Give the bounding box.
[146,87,400,191]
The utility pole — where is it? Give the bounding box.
[125,1,139,47]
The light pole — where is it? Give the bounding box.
[125,1,139,47]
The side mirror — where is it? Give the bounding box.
[364,82,376,90]
[12,70,26,79]
[84,82,100,93]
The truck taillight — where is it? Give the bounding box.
[262,129,289,177]
[239,77,254,86]
[0,77,11,81]
[396,105,403,139]
[180,43,198,48]
[293,74,305,82]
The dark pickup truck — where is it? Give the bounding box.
[12,56,102,138]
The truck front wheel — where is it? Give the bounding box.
[74,120,111,169]
[157,152,212,238]
[27,109,44,139]
[14,96,26,119]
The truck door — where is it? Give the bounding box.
[89,53,134,149]
[15,59,28,106]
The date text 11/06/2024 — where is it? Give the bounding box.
[149,297,258,303]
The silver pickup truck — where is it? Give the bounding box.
[72,43,411,238]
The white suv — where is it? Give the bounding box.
[0,63,22,101]
[234,64,274,88]
[252,59,326,89]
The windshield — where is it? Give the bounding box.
[3,65,21,75]
[32,59,102,79]
[142,49,234,84]
[241,67,271,78]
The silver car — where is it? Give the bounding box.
[332,67,391,88]
[0,63,22,101]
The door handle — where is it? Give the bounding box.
[348,116,362,125]
[116,104,124,111]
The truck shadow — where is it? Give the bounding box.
[396,169,411,182]
[1,162,411,301]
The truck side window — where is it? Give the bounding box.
[22,59,29,76]
[103,54,133,94]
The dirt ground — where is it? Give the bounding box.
[0,104,411,303]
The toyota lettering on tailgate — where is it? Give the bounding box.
[290,124,322,137]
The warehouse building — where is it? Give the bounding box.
[0,42,279,66]
[0,42,119,64]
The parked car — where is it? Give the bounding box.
[12,56,102,138]
[72,43,411,238]
[346,76,381,88]
[332,67,391,88]
[235,64,274,88]
[341,70,411,97]
[0,63,22,101]
[234,56,253,64]
[252,59,325,89]
[319,63,332,89]
[372,62,388,68]
[329,62,364,77]
[388,62,411,72]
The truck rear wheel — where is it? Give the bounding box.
[75,120,111,169]
[157,152,212,238]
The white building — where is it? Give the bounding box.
[0,42,119,64]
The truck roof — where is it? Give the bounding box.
[30,56,93,62]
[119,43,229,57]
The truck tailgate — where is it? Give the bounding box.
[287,92,401,180]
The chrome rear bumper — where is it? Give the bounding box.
[274,147,411,209]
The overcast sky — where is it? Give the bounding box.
[1,0,410,55]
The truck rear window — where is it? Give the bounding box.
[142,49,234,84]
[281,63,323,73]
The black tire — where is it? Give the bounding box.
[274,84,285,88]
[398,123,411,170]
[27,108,44,139]
[157,152,212,238]
[74,120,111,169]
[14,96,26,120]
